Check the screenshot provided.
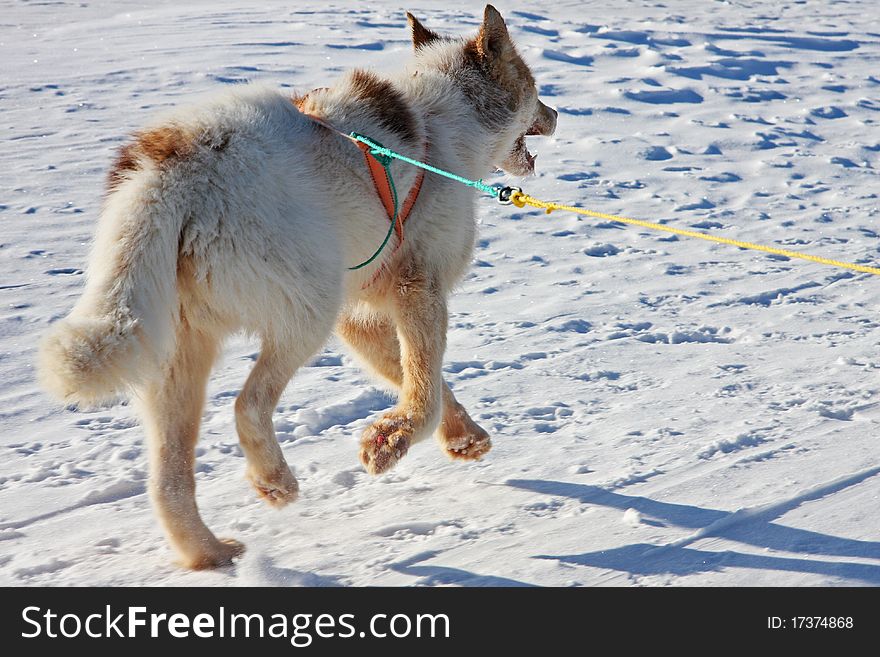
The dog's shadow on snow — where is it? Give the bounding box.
[237,553,348,587]
[389,551,538,587]
[237,551,536,587]
[508,472,880,584]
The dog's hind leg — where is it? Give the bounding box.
[234,341,303,507]
[139,321,242,570]
[338,293,491,473]
[336,310,402,386]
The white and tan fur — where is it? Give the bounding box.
[37,6,557,569]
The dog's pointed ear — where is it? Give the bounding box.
[406,12,440,50]
[477,4,511,59]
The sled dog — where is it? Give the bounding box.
[38,5,557,568]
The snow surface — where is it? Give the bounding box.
[2,0,880,586]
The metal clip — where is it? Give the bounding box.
[497,186,522,205]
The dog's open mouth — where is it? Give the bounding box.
[503,114,555,176]
[504,134,537,176]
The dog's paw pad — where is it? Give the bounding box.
[360,417,413,475]
[248,466,299,508]
[445,432,492,461]
[439,410,492,461]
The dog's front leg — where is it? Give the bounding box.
[359,267,446,474]
[338,311,491,462]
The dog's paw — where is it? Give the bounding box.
[437,406,492,461]
[360,415,413,475]
[247,465,299,508]
[444,430,492,460]
[183,538,245,570]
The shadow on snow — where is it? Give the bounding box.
[507,470,880,584]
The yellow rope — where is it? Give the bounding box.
[510,191,880,277]
[327,130,878,279]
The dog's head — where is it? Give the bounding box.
[407,5,557,176]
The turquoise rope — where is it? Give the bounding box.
[350,133,501,198]
[346,133,501,271]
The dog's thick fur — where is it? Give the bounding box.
[37,6,556,569]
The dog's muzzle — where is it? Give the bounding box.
[527,101,558,137]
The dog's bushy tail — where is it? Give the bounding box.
[38,179,184,406]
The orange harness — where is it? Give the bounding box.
[295,94,426,275]
[355,135,426,247]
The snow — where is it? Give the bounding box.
[2,0,880,586]
[622,508,643,527]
